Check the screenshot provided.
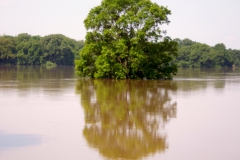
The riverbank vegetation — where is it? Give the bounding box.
[0,33,84,65]
[174,38,240,68]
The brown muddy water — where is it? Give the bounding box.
[0,65,240,160]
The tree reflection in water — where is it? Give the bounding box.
[76,79,177,159]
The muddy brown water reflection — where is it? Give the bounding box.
[0,65,240,160]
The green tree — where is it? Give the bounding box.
[76,0,178,79]
[16,34,43,65]
[176,45,191,68]
[41,34,75,65]
[212,43,232,67]
[229,49,240,67]
[74,40,85,60]
[0,36,17,64]
[190,43,211,68]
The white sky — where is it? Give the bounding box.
[0,0,239,49]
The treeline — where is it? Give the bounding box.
[0,33,84,65]
[174,38,240,68]
[1,34,240,68]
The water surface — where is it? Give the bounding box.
[0,66,240,160]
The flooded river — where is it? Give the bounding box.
[0,65,240,160]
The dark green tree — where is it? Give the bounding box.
[0,36,17,64]
[16,34,43,65]
[41,34,75,65]
[228,49,240,67]
[212,43,232,68]
[76,0,178,79]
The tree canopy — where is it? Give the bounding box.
[0,35,16,64]
[0,34,84,65]
[76,0,178,79]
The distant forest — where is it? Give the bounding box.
[174,38,240,68]
[0,33,84,65]
[0,34,240,68]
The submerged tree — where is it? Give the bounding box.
[76,0,178,79]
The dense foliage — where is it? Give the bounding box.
[0,33,84,65]
[76,0,178,79]
[175,38,240,68]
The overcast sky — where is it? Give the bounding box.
[0,0,239,49]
